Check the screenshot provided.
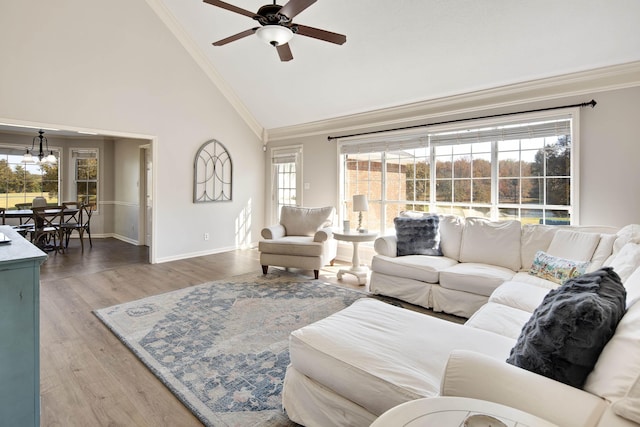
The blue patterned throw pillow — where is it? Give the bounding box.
[529,250,590,284]
[394,215,442,256]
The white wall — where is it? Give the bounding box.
[0,0,265,262]
[267,86,640,229]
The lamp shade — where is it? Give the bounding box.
[353,194,369,212]
[256,25,294,46]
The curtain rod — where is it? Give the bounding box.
[327,99,597,141]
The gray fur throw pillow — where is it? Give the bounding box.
[506,267,626,388]
[394,215,442,256]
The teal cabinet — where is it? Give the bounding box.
[0,226,47,426]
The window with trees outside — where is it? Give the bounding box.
[339,111,577,234]
[73,149,98,206]
[0,146,59,209]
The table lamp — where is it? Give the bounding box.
[353,194,369,232]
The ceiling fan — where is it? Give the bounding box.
[203,0,347,62]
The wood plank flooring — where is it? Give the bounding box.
[39,238,362,427]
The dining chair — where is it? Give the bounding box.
[31,206,66,253]
[32,196,48,208]
[63,203,95,251]
[0,207,5,225]
[60,201,81,248]
[15,202,32,209]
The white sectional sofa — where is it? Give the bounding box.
[281,220,640,427]
[371,214,622,318]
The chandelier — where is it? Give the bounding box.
[22,130,57,164]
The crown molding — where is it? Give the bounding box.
[267,61,640,142]
[144,0,264,140]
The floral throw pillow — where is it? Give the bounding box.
[529,250,590,284]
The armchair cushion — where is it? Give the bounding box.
[280,206,334,237]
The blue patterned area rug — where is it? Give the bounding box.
[94,270,365,426]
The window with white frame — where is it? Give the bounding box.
[73,148,98,206]
[339,111,577,234]
[271,145,302,221]
[0,145,60,209]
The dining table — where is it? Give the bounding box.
[4,208,79,220]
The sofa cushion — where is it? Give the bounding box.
[510,271,558,290]
[258,236,323,257]
[465,302,533,339]
[394,216,442,256]
[507,267,626,388]
[288,298,516,417]
[528,250,590,285]
[439,263,515,297]
[371,254,457,284]
[547,230,600,262]
[459,218,521,271]
[280,206,334,236]
[520,224,558,272]
[584,292,640,402]
[489,280,553,313]
[439,214,465,260]
[612,373,640,424]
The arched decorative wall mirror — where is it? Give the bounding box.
[194,139,232,203]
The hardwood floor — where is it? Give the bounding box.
[39,238,462,426]
[39,238,359,426]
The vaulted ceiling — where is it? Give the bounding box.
[151,0,640,131]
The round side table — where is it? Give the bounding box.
[333,230,377,285]
[370,397,558,427]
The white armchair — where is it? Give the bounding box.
[259,206,337,279]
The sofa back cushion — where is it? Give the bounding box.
[584,288,640,410]
[508,267,626,389]
[439,215,465,260]
[547,230,601,262]
[459,218,521,271]
[280,206,334,236]
[394,215,442,256]
[520,224,558,272]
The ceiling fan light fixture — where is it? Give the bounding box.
[256,25,293,46]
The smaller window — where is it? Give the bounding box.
[73,149,98,206]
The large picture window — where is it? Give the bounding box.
[339,111,577,233]
[0,146,59,209]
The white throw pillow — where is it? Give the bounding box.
[546,230,600,262]
[459,218,521,271]
[609,243,640,283]
[623,266,640,309]
[587,234,617,272]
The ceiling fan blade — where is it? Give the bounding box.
[276,43,294,62]
[212,28,258,46]
[203,0,256,18]
[295,24,346,45]
[278,0,317,20]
